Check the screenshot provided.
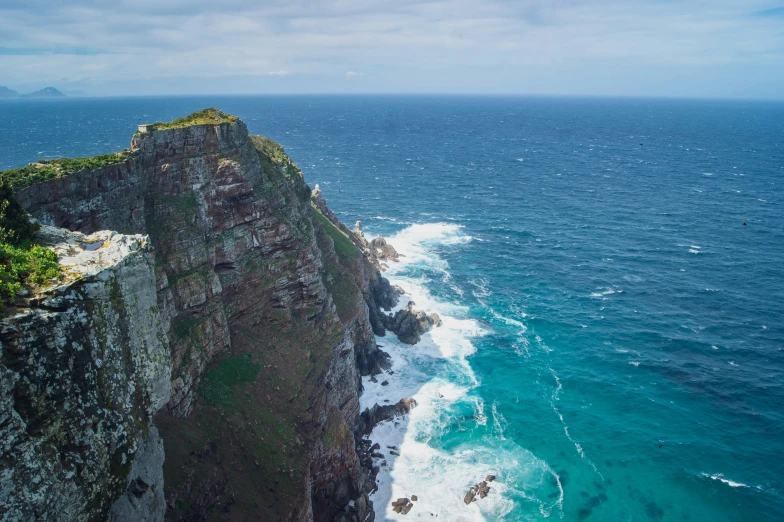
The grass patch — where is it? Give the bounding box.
[0,153,129,190]
[151,108,238,130]
[199,353,261,408]
[312,206,359,261]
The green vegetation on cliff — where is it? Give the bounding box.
[152,108,238,130]
[250,134,312,204]
[0,153,129,189]
[0,181,61,305]
[199,353,261,408]
[312,206,359,261]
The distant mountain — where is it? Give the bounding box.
[0,86,20,98]
[22,87,66,98]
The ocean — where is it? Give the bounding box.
[2,95,782,521]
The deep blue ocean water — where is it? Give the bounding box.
[2,96,783,521]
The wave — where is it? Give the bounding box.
[590,287,619,298]
[549,368,603,479]
[700,473,761,490]
[363,222,562,520]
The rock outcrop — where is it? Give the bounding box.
[1,226,170,521]
[358,398,418,436]
[381,301,442,345]
[0,110,419,522]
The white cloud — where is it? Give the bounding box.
[0,0,781,97]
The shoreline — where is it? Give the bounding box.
[357,223,508,521]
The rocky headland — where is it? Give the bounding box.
[0,109,441,521]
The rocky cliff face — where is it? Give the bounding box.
[2,111,409,521]
[1,226,169,521]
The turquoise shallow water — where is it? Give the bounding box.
[2,96,783,520]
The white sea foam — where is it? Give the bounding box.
[363,222,562,520]
[470,277,492,299]
[701,473,753,489]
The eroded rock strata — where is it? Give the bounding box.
[1,111,438,522]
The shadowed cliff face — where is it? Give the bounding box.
[10,114,399,521]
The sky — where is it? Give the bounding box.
[0,0,782,98]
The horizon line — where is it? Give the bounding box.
[2,92,784,103]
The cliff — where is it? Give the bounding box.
[1,109,407,521]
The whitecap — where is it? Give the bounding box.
[701,473,751,489]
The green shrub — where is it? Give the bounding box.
[0,243,61,304]
[0,153,129,190]
[0,181,35,244]
[0,180,62,306]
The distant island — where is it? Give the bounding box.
[0,86,66,99]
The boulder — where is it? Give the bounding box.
[383,301,442,344]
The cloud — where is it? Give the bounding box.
[0,0,781,97]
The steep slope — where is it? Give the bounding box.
[2,109,405,521]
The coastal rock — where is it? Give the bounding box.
[382,301,442,344]
[392,497,414,515]
[358,397,418,436]
[463,477,492,506]
[369,235,401,265]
